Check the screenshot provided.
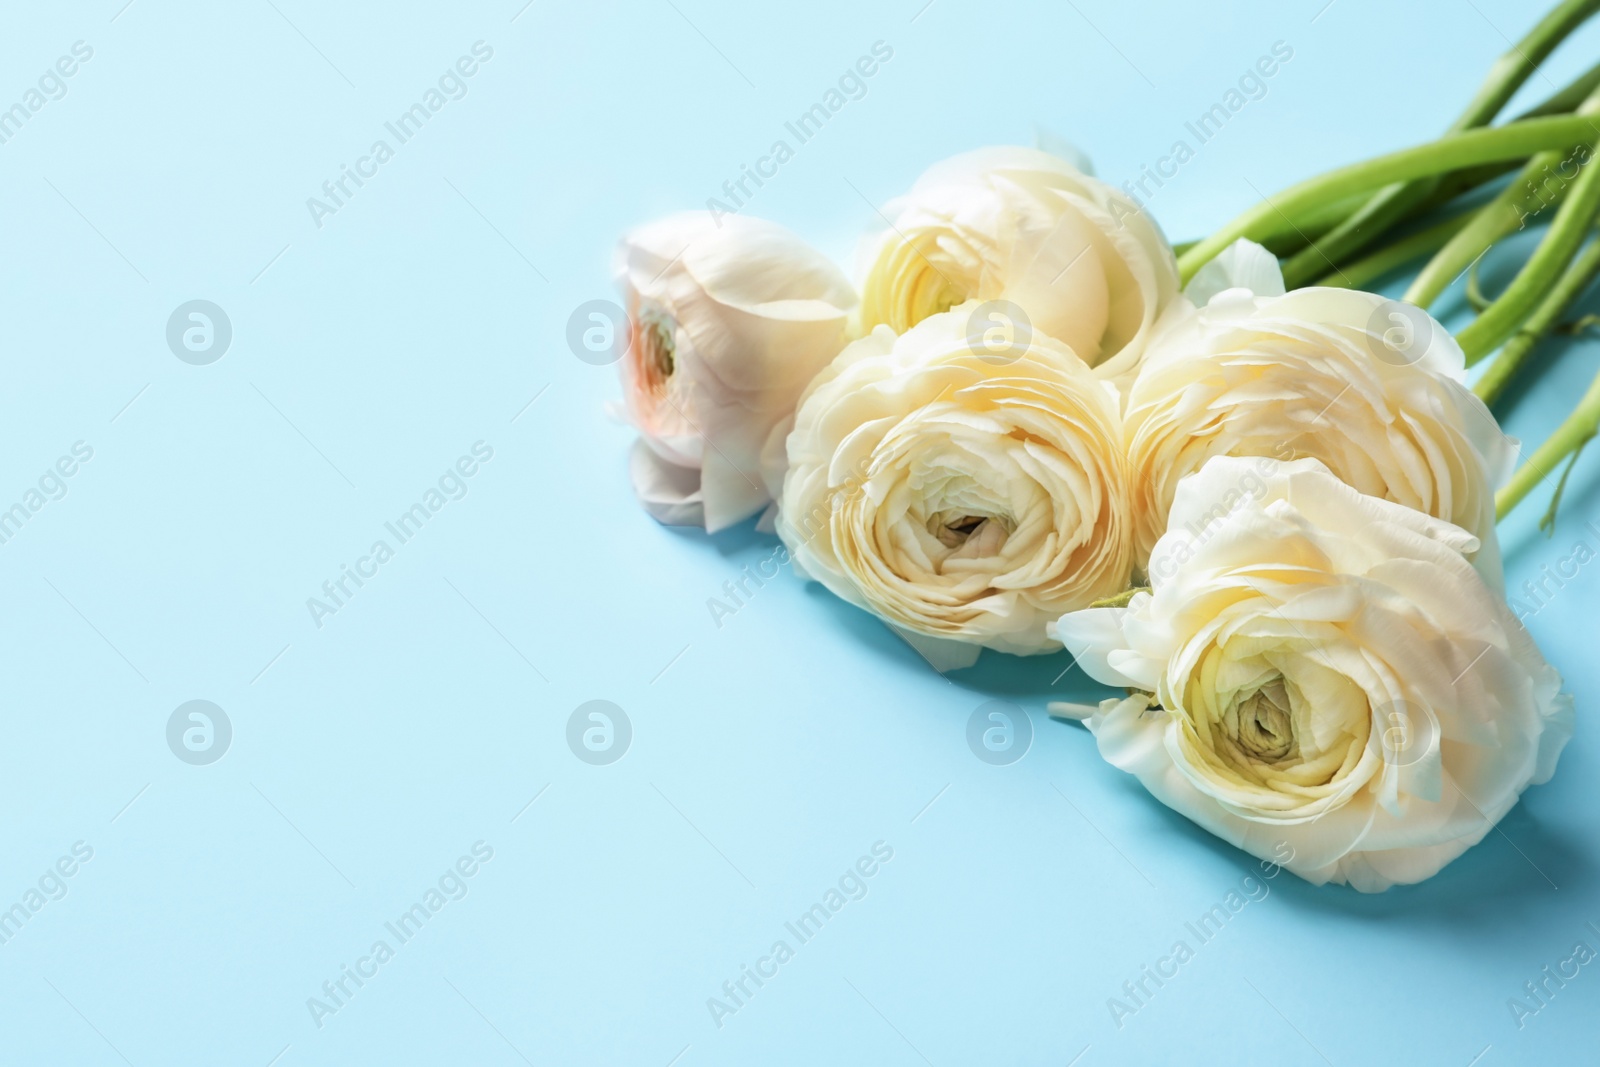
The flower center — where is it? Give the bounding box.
[635,305,677,396]
[916,264,966,324]
[1234,680,1296,762]
[934,513,987,547]
[879,233,972,331]
[927,510,1012,560]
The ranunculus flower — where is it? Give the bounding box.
[1050,457,1572,892]
[773,305,1133,660]
[1125,249,1513,577]
[615,212,856,531]
[855,146,1180,381]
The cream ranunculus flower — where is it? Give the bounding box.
[615,212,856,532]
[774,304,1133,659]
[1049,456,1572,892]
[1125,246,1513,576]
[855,146,1180,381]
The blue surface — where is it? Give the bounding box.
[3,1,1599,1064]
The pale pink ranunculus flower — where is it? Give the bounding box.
[615,212,855,532]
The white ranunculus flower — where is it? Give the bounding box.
[774,305,1133,659]
[856,146,1180,382]
[1049,457,1572,893]
[615,212,856,532]
[1125,246,1513,579]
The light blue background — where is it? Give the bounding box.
[2,1,1598,1064]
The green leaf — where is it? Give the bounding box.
[1539,432,1595,536]
[1090,587,1151,609]
[1466,254,1495,313]
[1557,312,1600,336]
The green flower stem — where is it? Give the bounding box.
[1449,0,1600,129]
[1399,61,1600,216]
[1238,58,1600,274]
[1405,86,1600,309]
[1456,133,1600,363]
[1280,186,1452,290]
[1178,197,1369,260]
[1312,210,1476,289]
[1250,192,1374,256]
[1522,56,1600,119]
[1177,115,1600,284]
[1496,365,1600,519]
[1369,59,1600,218]
[1404,153,1579,308]
[1474,233,1600,406]
[1189,191,1410,262]
[1276,0,1600,288]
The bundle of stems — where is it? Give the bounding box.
[1178,0,1600,531]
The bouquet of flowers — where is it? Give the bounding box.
[602,0,1600,892]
